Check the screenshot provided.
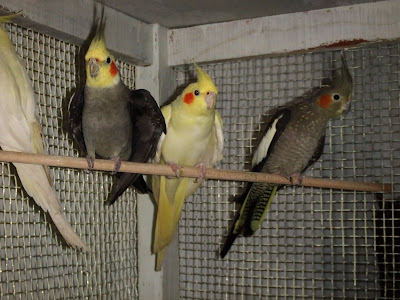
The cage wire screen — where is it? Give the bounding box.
[0,23,139,298]
[176,44,400,299]
[0,20,399,300]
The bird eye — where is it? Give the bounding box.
[194,90,200,96]
[106,57,111,64]
[333,94,340,101]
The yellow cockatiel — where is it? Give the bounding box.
[152,64,224,271]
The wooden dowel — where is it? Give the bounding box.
[0,150,392,193]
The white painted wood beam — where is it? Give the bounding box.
[168,0,400,66]
[136,24,177,300]
[0,0,153,65]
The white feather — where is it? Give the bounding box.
[252,113,283,167]
[153,132,166,163]
[0,24,88,250]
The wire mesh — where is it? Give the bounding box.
[0,23,139,299]
[175,44,400,299]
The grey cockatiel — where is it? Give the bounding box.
[68,17,166,205]
[220,54,353,258]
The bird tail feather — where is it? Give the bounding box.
[155,247,167,272]
[48,209,90,251]
[107,173,150,205]
[248,185,278,234]
[220,229,239,258]
[220,185,278,257]
[14,163,89,251]
[153,176,188,267]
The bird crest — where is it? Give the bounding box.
[85,17,109,62]
[316,54,353,116]
[194,63,218,94]
[332,54,353,96]
[84,15,119,88]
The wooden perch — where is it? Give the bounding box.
[0,150,392,193]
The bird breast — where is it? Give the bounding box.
[162,117,214,167]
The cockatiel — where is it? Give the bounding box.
[220,55,353,258]
[68,17,166,205]
[152,64,224,271]
[0,14,88,250]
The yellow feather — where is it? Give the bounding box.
[154,176,189,270]
[155,248,167,272]
[85,39,109,62]
[194,63,218,93]
[152,63,224,270]
[84,19,119,88]
[153,176,188,252]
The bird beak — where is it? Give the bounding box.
[342,99,351,114]
[88,58,100,78]
[205,92,216,109]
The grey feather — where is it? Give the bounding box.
[220,55,353,258]
[68,84,166,205]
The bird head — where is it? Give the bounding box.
[84,18,120,88]
[315,54,353,118]
[180,63,218,113]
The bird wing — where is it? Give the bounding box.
[107,89,166,204]
[220,108,291,258]
[183,110,224,198]
[67,88,87,154]
[303,134,325,172]
[210,110,224,166]
[252,108,291,172]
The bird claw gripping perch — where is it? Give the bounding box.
[110,156,121,175]
[194,163,207,183]
[289,173,303,185]
[86,155,95,169]
[167,162,182,178]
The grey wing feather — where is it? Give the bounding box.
[67,88,86,154]
[221,109,291,257]
[252,108,291,172]
[107,89,166,205]
[303,135,325,172]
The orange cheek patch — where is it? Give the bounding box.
[184,93,194,104]
[110,61,118,77]
[318,95,332,108]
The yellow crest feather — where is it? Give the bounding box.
[85,17,109,61]
[194,63,218,94]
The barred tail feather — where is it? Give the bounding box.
[244,185,278,236]
[220,184,275,258]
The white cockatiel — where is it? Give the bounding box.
[0,15,88,250]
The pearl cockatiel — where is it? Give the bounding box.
[152,64,224,271]
[68,18,166,205]
[220,55,353,258]
[0,15,88,250]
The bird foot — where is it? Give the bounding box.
[289,173,303,185]
[167,162,181,178]
[194,163,206,183]
[86,155,95,170]
[110,156,121,175]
